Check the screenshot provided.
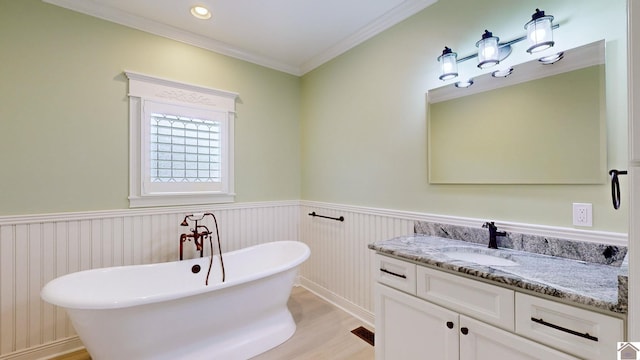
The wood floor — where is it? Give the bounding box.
[52,286,374,360]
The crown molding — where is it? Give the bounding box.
[300,0,438,74]
[42,0,302,75]
[43,0,437,76]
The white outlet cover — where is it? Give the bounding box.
[572,203,593,227]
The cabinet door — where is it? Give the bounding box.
[375,283,458,360]
[459,316,578,360]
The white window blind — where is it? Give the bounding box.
[150,113,221,183]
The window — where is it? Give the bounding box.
[125,71,237,207]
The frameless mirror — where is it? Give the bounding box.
[427,40,606,184]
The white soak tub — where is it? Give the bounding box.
[41,240,310,360]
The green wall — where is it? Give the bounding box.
[0,0,301,215]
[0,0,630,232]
[301,0,629,232]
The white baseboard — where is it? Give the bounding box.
[299,277,375,329]
[0,337,83,360]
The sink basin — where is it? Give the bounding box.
[443,251,519,267]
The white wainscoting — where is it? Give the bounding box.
[299,202,414,327]
[297,201,628,328]
[0,201,299,360]
[0,200,627,359]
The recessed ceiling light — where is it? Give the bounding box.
[190,5,212,20]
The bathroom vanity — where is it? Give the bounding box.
[370,234,627,360]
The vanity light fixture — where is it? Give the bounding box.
[525,9,555,53]
[438,47,459,80]
[190,5,212,20]
[436,8,558,83]
[476,30,500,69]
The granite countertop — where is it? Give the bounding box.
[369,234,627,314]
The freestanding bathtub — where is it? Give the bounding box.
[41,240,310,360]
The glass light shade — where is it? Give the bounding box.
[491,67,513,78]
[455,79,474,88]
[476,30,500,69]
[437,47,458,81]
[525,9,554,53]
[538,52,564,65]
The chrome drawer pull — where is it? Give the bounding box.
[379,268,406,279]
[531,317,598,342]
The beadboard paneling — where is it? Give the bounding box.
[299,204,413,325]
[0,202,299,359]
[297,201,627,327]
[0,200,627,359]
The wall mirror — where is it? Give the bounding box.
[427,40,606,184]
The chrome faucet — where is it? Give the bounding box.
[482,221,506,249]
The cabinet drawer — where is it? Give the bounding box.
[460,315,579,360]
[375,254,417,295]
[416,265,514,331]
[515,293,624,360]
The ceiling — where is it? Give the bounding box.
[43,0,438,75]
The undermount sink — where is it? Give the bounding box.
[442,250,519,267]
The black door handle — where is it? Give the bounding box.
[609,169,628,210]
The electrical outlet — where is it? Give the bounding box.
[573,203,592,227]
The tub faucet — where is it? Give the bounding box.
[482,221,506,249]
[180,212,226,285]
[179,214,212,260]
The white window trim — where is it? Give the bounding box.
[125,71,238,208]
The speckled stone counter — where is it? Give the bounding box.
[369,234,628,314]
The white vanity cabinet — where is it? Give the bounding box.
[375,283,577,360]
[374,253,623,360]
[375,283,459,359]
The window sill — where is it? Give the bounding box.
[129,193,235,208]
